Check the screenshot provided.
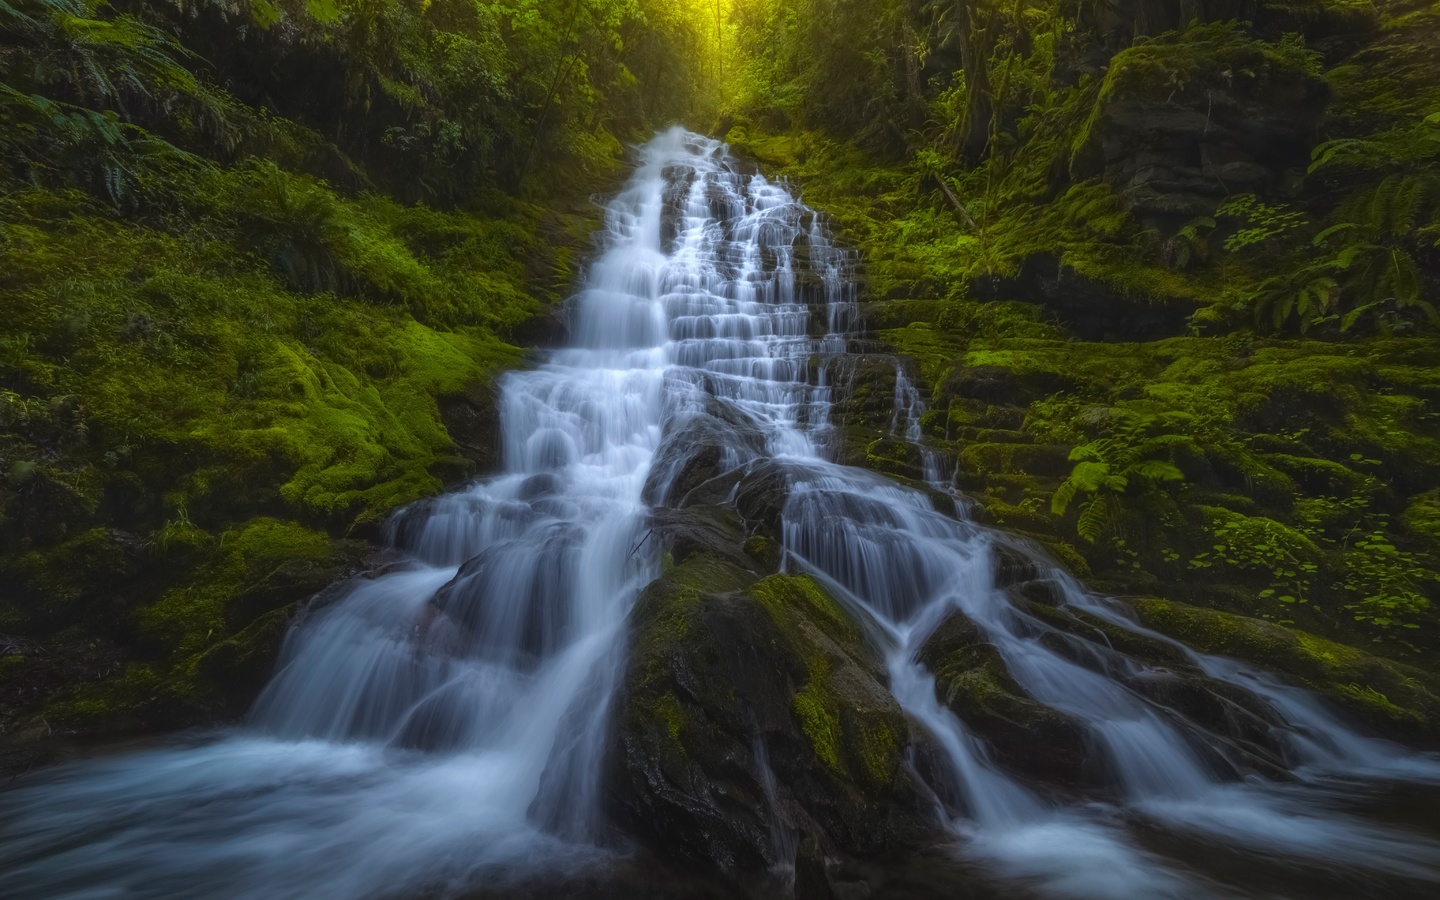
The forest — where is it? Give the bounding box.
[3,2,1440,898]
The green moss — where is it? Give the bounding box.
[1133,596,1440,733]
[747,573,906,786]
[632,554,753,689]
[856,717,901,783]
[793,683,844,775]
[656,690,686,744]
[749,573,861,649]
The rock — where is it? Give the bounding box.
[648,505,768,576]
[989,543,1041,588]
[680,458,796,543]
[223,541,371,630]
[1016,601,1293,772]
[605,556,932,872]
[1010,578,1067,607]
[437,377,508,481]
[970,255,1197,341]
[1131,597,1440,747]
[1073,23,1327,227]
[794,834,835,900]
[642,397,769,506]
[917,611,1091,787]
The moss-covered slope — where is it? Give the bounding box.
[724,1,1440,676]
[0,0,699,765]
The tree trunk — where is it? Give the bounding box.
[952,0,994,162]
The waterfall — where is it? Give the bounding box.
[2,130,1439,900]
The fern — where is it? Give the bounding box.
[1051,409,1189,542]
[1076,495,1121,544]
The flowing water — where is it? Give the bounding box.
[3,130,1439,899]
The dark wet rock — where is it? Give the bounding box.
[642,398,769,507]
[794,833,836,900]
[680,458,795,543]
[917,611,1091,787]
[970,256,1197,341]
[648,505,768,576]
[430,525,583,664]
[989,543,1041,588]
[606,555,933,872]
[862,438,922,482]
[826,356,905,467]
[1124,668,1291,773]
[438,378,507,482]
[1009,578,1067,608]
[1131,597,1440,747]
[1015,602,1292,770]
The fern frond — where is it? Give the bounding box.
[1068,461,1111,493]
[1129,460,1184,483]
[1051,478,1080,515]
[1076,496,1113,543]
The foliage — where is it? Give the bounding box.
[0,0,729,728]
[1051,409,1188,542]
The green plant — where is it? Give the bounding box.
[1051,409,1189,542]
[1340,518,1434,629]
[1187,509,1322,606]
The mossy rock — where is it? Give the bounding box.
[959,442,1072,479]
[1132,597,1440,746]
[1018,602,1294,772]
[678,458,794,543]
[606,555,931,871]
[647,503,776,578]
[917,610,1091,788]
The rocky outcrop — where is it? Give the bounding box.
[1131,597,1440,747]
[642,397,770,507]
[605,552,934,874]
[1074,22,1327,224]
[970,255,1199,340]
[917,610,1092,788]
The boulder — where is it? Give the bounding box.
[606,556,933,871]
[1131,597,1440,747]
[917,611,1091,787]
[642,397,769,507]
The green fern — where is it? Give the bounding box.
[1051,409,1188,542]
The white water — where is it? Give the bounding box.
[2,131,1439,899]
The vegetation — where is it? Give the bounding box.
[0,0,725,749]
[4,0,1440,758]
[719,0,1440,670]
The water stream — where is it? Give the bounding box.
[2,130,1438,899]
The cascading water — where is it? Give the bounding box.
[2,130,1439,900]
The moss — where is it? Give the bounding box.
[1039,539,1092,577]
[748,574,906,786]
[742,534,779,569]
[749,573,861,649]
[793,683,844,775]
[1132,597,1440,737]
[856,717,901,784]
[632,554,754,689]
[655,690,686,745]
[727,127,808,169]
